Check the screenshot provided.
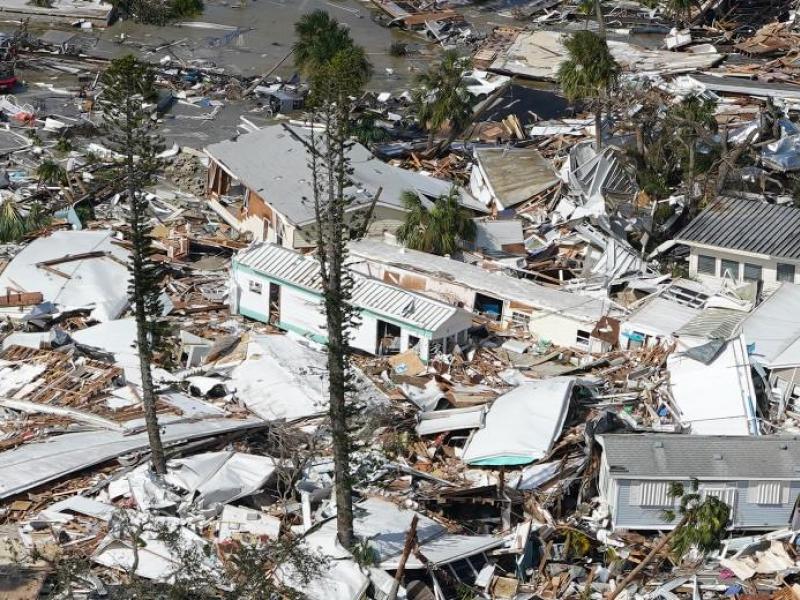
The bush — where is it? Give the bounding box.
[388,41,407,57]
[170,0,203,18]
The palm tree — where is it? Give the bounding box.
[609,481,730,600]
[558,31,619,150]
[666,96,716,209]
[0,194,27,242]
[578,0,606,37]
[294,10,366,78]
[667,0,693,24]
[36,159,67,188]
[412,50,473,151]
[396,189,476,256]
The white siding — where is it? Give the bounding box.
[279,286,327,338]
[688,247,800,286]
[527,311,586,349]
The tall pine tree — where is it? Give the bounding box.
[294,12,372,548]
[100,55,167,474]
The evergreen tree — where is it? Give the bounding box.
[100,55,167,475]
[295,16,373,549]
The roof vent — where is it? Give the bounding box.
[781,443,789,450]
[653,441,663,448]
[713,453,723,460]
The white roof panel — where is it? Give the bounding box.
[0,230,129,322]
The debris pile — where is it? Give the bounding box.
[4,0,800,598]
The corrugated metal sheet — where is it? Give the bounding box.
[676,197,800,259]
[675,307,746,340]
[236,242,322,290]
[235,243,463,333]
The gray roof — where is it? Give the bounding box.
[690,74,800,100]
[601,434,800,480]
[206,125,481,227]
[234,243,470,334]
[474,147,558,207]
[473,220,524,252]
[676,197,800,259]
[348,239,611,322]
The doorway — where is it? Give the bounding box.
[268,283,280,325]
[376,320,401,355]
[474,292,503,321]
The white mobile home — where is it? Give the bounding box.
[230,243,473,361]
[348,239,611,350]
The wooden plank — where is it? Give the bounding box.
[0,291,43,307]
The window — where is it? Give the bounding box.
[747,481,789,505]
[512,311,531,329]
[626,331,646,350]
[248,280,262,294]
[576,329,591,348]
[721,259,740,281]
[778,263,796,283]
[743,263,762,282]
[697,254,716,275]
[630,481,673,507]
[700,486,737,510]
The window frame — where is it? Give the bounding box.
[777,263,796,283]
[747,481,790,505]
[697,254,717,275]
[576,329,591,348]
[720,259,740,281]
[743,263,762,283]
[248,280,263,294]
[629,481,674,508]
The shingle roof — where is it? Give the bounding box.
[675,197,800,259]
[234,243,468,334]
[600,434,800,480]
